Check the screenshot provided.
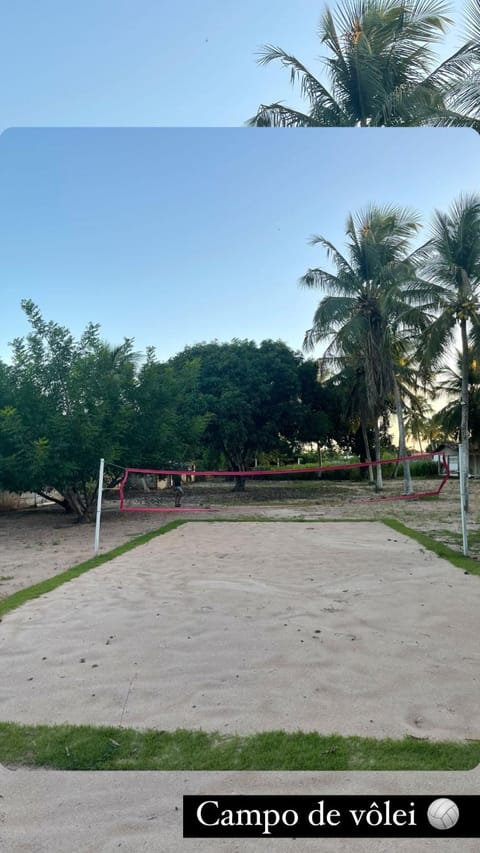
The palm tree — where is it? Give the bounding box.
[248,0,480,129]
[325,359,377,482]
[419,194,480,511]
[389,347,430,488]
[404,395,433,451]
[431,347,480,447]
[301,204,435,493]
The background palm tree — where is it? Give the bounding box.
[248,0,480,129]
[301,204,435,493]
[404,395,434,451]
[419,194,480,511]
[431,347,480,446]
[325,359,377,482]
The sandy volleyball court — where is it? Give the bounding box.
[1,508,479,852]
[1,520,478,740]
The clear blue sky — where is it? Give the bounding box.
[0,128,478,364]
[0,0,468,129]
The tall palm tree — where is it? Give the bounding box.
[248,0,480,129]
[301,204,435,493]
[419,194,480,511]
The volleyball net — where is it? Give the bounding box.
[116,451,450,513]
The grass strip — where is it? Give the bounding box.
[383,519,480,576]
[0,519,186,619]
[0,723,479,771]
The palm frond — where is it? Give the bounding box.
[246,103,322,127]
[417,309,457,374]
[308,235,357,277]
[254,45,347,117]
[446,70,480,120]
[462,0,480,44]
[299,267,349,292]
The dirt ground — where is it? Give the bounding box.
[0,476,476,601]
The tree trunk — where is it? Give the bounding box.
[232,459,247,491]
[374,419,383,492]
[361,419,374,484]
[37,490,71,511]
[63,488,92,522]
[460,317,470,513]
[224,448,247,492]
[36,488,91,519]
[393,377,413,495]
[317,441,322,479]
[233,475,246,491]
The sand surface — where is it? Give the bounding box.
[2,505,480,852]
[1,521,479,740]
[0,477,476,602]
[2,763,479,852]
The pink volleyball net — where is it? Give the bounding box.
[117,452,450,513]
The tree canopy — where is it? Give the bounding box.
[0,302,206,518]
[0,312,340,514]
[169,339,310,472]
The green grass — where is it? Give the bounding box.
[0,519,185,619]
[426,528,480,550]
[383,519,480,576]
[0,722,479,771]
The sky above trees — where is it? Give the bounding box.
[1,127,478,365]
[0,1,467,129]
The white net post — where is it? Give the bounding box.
[94,457,105,556]
[458,442,469,557]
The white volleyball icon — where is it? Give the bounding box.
[427,798,459,830]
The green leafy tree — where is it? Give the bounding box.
[297,360,348,447]
[1,301,143,518]
[248,0,480,129]
[295,359,355,472]
[169,339,307,486]
[131,348,209,468]
[1,304,213,518]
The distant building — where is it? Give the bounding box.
[432,443,480,478]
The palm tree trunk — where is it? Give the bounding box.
[374,418,383,492]
[393,377,413,495]
[361,418,374,484]
[460,317,470,513]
